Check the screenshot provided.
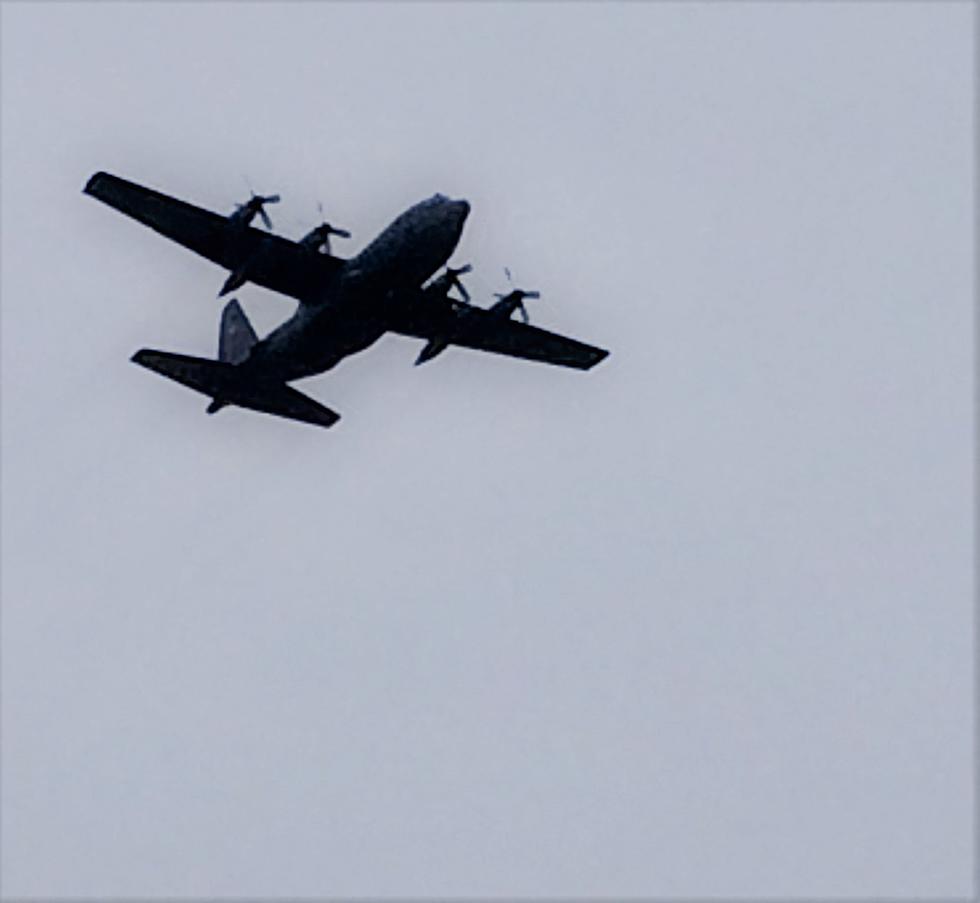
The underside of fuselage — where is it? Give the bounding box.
[242,192,471,382]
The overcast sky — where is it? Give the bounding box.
[1,1,974,898]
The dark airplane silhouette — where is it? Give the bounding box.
[83,171,609,429]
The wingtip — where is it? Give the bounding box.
[131,348,156,367]
[584,347,610,369]
[83,171,109,195]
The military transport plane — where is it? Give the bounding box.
[83,171,609,429]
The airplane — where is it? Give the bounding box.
[82,171,610,429]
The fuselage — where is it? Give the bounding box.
[242,194,470,382]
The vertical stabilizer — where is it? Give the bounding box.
[219,298,258,364]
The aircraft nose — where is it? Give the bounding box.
[453,199,470,222]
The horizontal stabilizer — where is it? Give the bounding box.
[132,349,340,428]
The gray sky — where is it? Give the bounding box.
[1,1,974,897]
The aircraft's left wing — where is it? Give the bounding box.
[83,171,344,303]
[388,295,609,370]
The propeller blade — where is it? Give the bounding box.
[523,290,541,300]
[504,267,513,284]
[449,263,472,302]
[331,227,351,238]
[518,301,529,324]
[259,208,273,230]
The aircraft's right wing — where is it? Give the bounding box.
[388,295,609,370]
[84,171,344,303]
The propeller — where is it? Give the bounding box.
[238,177,280,229]
[494,267,540,323]
[254,194,280,230]
[316,201,351,236]
[303,201,351,253]
[234,192,280,229]
[445,263,472,303]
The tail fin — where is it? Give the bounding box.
[131,349,340,428]
[218,299,258,364]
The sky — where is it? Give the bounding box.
[0,1,974,898]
